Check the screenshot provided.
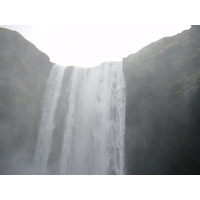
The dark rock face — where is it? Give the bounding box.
[0,28,53,174]
[123,26,200,174]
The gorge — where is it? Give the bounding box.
[0,26,200,174]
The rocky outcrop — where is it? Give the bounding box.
[123,25,200,174]
[0,28,53,174]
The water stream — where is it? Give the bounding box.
[35,61,125,175]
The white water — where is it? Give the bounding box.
[34,64,65,173]
[60,61,126,175]
[34,61,126,175]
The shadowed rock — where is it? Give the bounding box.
[123,25,200,174]
[0,27,53,174]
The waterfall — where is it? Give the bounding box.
[35,61,126,175]
[34,64,65,173]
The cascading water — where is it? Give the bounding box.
[34,61,126,175]
[34,64,65,173]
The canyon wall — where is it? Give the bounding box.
[123,25,200,174]
[0,27,53,173]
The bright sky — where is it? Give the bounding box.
[0,25,191,68]
[0,1,193,67]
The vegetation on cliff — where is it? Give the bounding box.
[123,25,200,174]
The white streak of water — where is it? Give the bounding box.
[34,64,65,173]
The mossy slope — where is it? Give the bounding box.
[123,25,200,174]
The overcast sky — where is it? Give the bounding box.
[0,0,194,67]
[0,25,191,68]
[0,1,192,67]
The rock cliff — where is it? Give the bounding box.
[123,25,200,174]
[0,27,53,174]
